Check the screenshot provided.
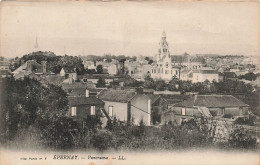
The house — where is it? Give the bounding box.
[146,94,167,125]
[60,68,77,83]
[179,70,193,81]
[192,68,219,83]
[78,74,120,87]
[12,60,52,79]
[223,72,237,81]
[0,59,10,77]
[44,75,65,86]
[83,60,96,70]
[107,64,118,75]
[62,82,100,96]
[98,88,162,126]
[67,87,104,97]
[67,96,105,128]
[161,95,249,125]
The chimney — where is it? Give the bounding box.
[85,89,89,97]
[41,61,47,73]
[136,87,143,94]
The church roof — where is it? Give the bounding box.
[171,55,190,63]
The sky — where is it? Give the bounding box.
[0,1,259,58]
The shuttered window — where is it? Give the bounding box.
[91,106,96,115]
[108,106,113,117]
[71,107,77,116]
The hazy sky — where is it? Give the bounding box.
[0,1,259,58]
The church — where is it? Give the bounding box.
[150,31,217,83]
[150,31,180,81]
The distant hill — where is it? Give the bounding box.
[14,51,85,74]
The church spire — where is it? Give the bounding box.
[162,30,166,39]
[34,37,38,49]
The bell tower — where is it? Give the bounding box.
[157,31,171,62]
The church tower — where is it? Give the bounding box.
[157,31,171,62]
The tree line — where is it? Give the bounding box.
[124,75,255,95]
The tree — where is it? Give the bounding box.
[16,51,86,75]
[96,78,106,88]
[155,80,166,91]
[168,76,180,91]
[239,72,257,81]
[124,75,138,87]
[96,65,103,74]
[148,59,153,64]
[143,75,155,89]
[0,76,71,148]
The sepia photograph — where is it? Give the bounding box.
[0,1,259,165]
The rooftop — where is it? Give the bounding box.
[175,95,249,108]
[68,96,104,106]
[98,89,136,103]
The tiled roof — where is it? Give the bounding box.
[68,96,104,106]
[45,75,65,86]
[68,88,104,97]
[62,68,76,73]
[224,72,237,78]
[78,74,120,79]
[146,94,161,104]
[201,70,218,74]
[62,82,95,90]
[171,55,187,63]
[98,89,136,103]
[175,95,249,108]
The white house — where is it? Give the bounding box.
[98,89,152,126]
[192,68,219,83]
[107,64,118,75]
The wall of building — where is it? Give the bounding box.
[192,72,219,83]
[224,107,249,116]
[103,101,128,122]
[68,104,103,119]
[208,107,224,116]
[108,64,118,75]
[130,95,151,126]
[161,106,201,125]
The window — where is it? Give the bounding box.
[176,70,178,75]
[154,69,156,73]
[165,70,169,74]
[108,106,113,117]
[181,108,186,115]
[71,107,77,116]
[91,106,96,115]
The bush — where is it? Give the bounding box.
[234,117,255,126]
[91,130,116,151]
[228,127,257,149]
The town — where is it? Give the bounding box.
[0,32,259,151]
